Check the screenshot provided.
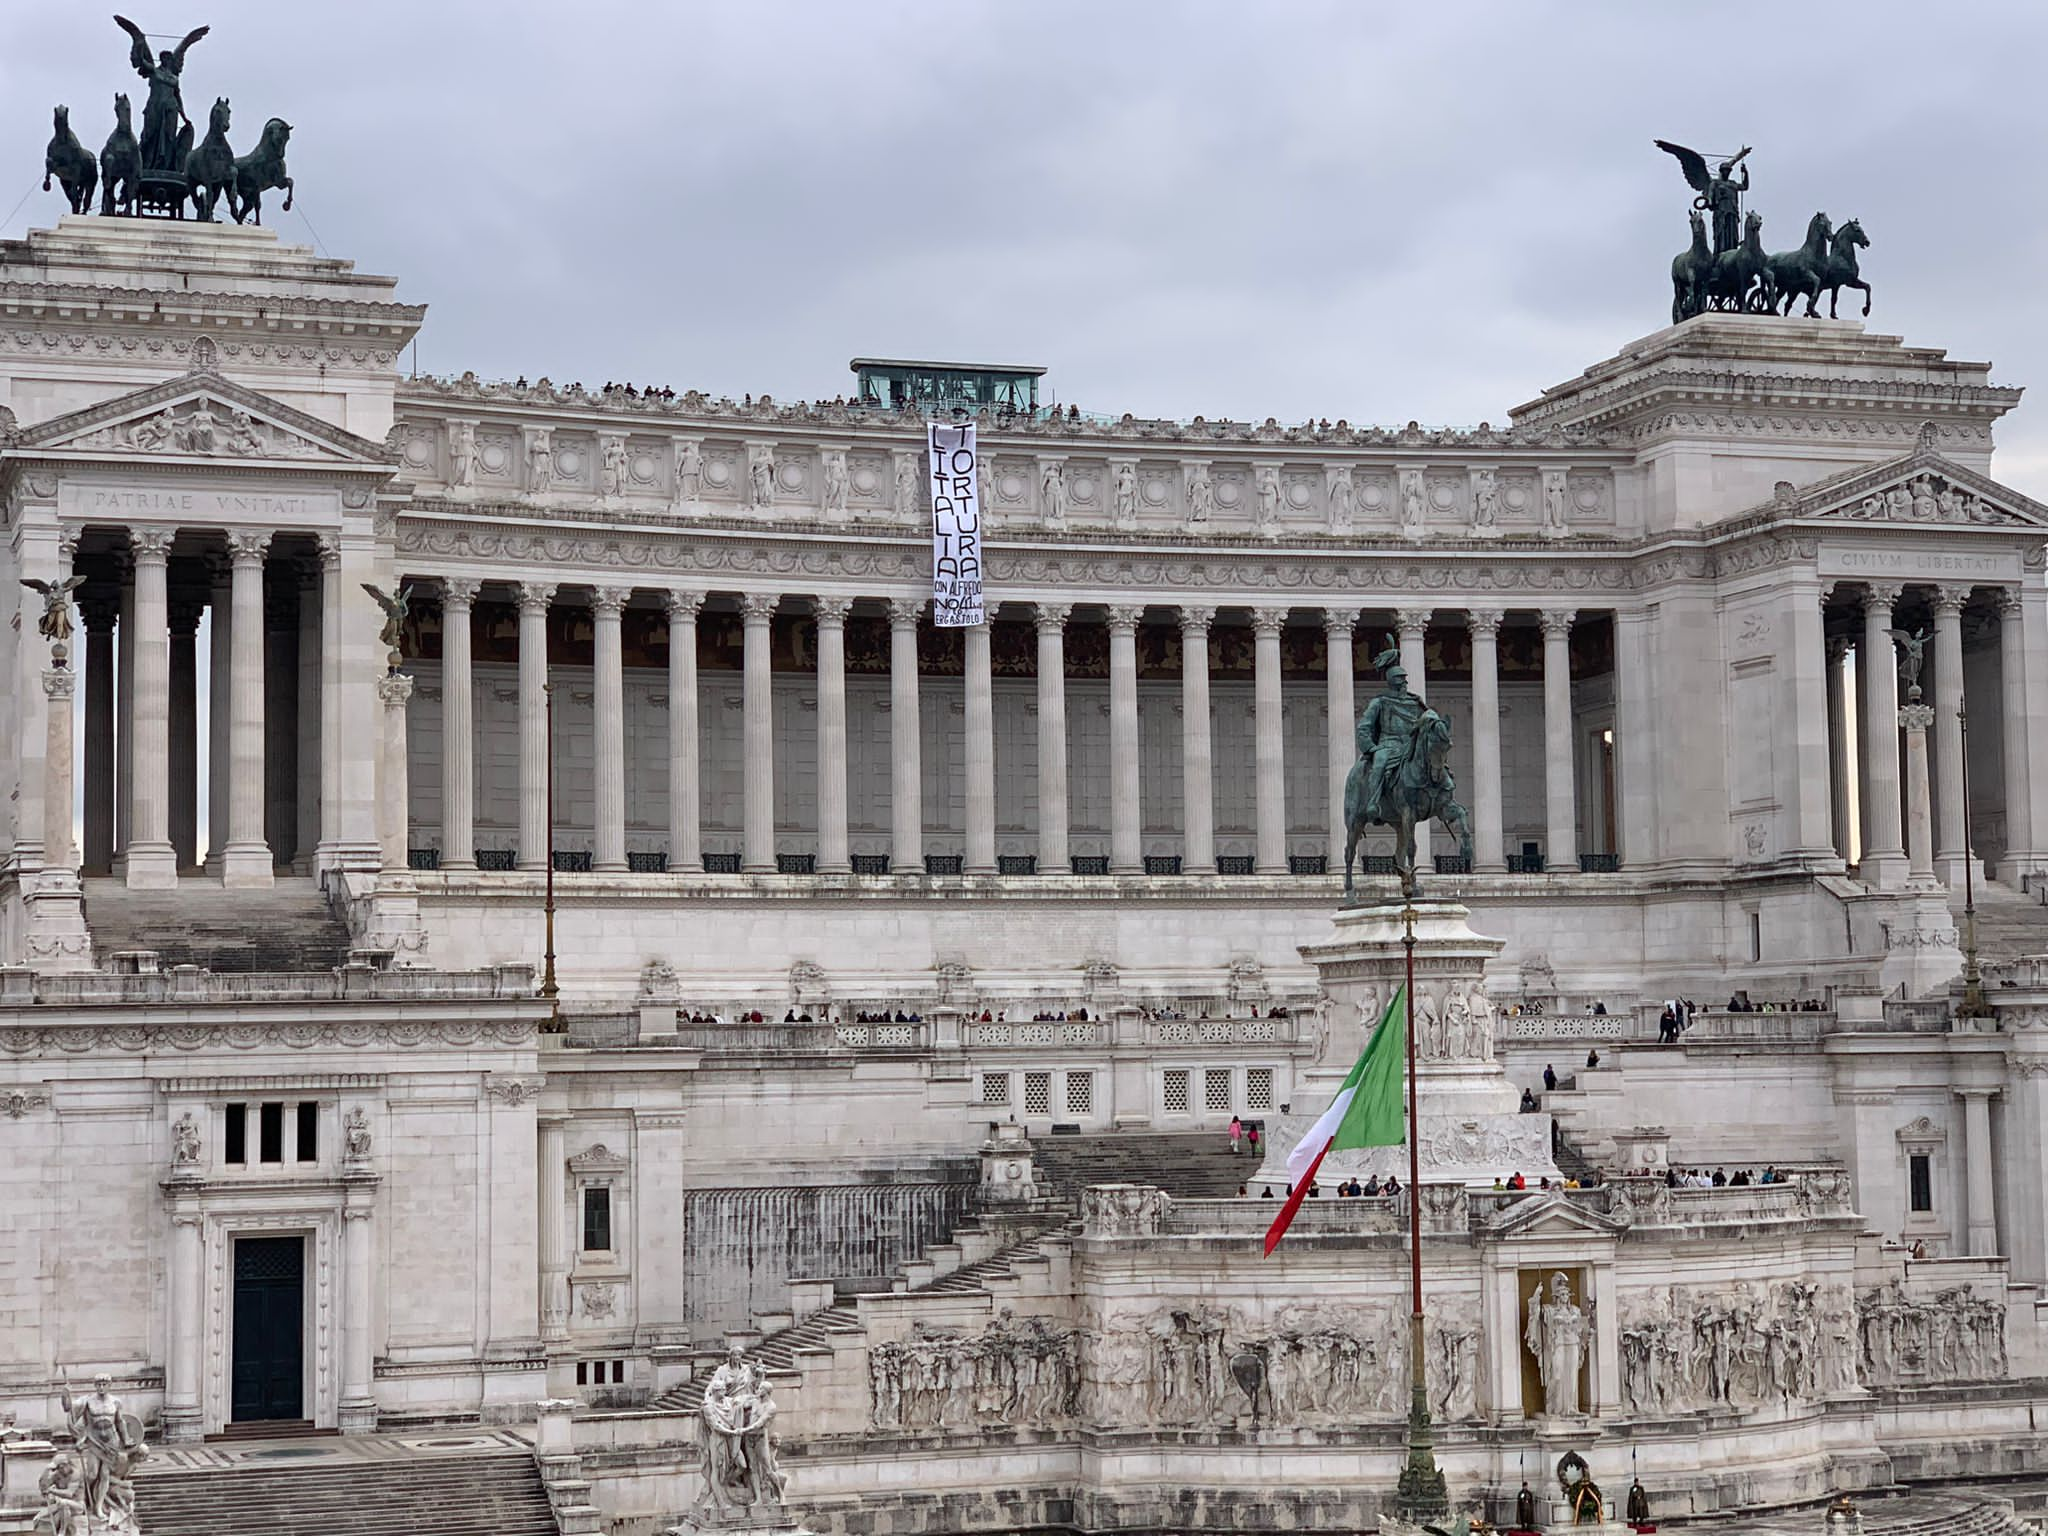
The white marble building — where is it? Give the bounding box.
[3,214,2048,1527]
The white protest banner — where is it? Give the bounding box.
[927,422,984,627]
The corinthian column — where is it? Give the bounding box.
[1252,607,1288,874]
[1324,608,1358,871]
[665,592,703,873]
[591,587,630,873]
[963,619,996,874]
[1860,582,1906,886]
[440,578,480,870]
[1826,635,1851,862]
[1468,608,1506,871]
[376,671,414,870]
[1539,608,1576,871]
[516,583,556,871]
[1396,607,1430,701]
[125,529,178,888]
[82,596,116,874]
[813,597,853,873]
[1999,591,2036,872]
[168,599,200,870]
[43,668,76,874]
[741,594,779,872]
[1107,605,1143,873]
[1930,585,1969,886]
[1035,604,1071,874]
[1180,607,1215,874]
[889,599,924,873]
[339,1200,377,1433]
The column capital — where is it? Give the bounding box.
[1106,604,1145,633]
[1929,584,1970,616]
[1322,605,1360,635]
[516,581,556,615]
[1179,604,1217,634]
[1538,608,1576,640]
[226,530,271,565]
[376,672,415,707]
[316,533,341,570]
[1827,634,1850,664]
[1954,1084,2001,1102]
[740,592,781,624]
[130,527,176,563]
[888,596,925,630]
[1394,606,1431,636]
[1863,581,1905,611]
[1899,703,1935,733]
[591,586,631,618]
[1035,602,1072,632]
[169,598,204,637]
[43,668,76,702]
[58,523,81,565]
[1249,606,1288,636]
[812,595,854,626]
[442,576,482,610]
[80,594,118,633]
[1465,606,1506,638]
[663,589,704,622]
[1995,588,2024,619]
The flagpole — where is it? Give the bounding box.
[1394,900,1447,1523]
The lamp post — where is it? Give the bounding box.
[1392,901,1448,1523]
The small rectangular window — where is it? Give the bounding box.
[1750,912,1763,963]
[258,1102,284,1165]
[1163,1070,1190,1114]
[1247,1068,1274,1113]
[1909,1153,1933,1213]
[582,1187,612,1253]
[1023,1072,1052,1117]
[612,1360,626,1384]
[1065,1072,1093,1116]
[980,1072,1011,1106]
[296,1102,319,1163]
[1205,1068,1233,1113]
[576,1361,589,1386]
[224,1103,247,1165]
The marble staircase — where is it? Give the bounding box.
[1966,882,2048,964]
[133,1439,559,1535]
[652,1219,1070,1414]
[81,878,354,972]
[1025,1129,1251,1198]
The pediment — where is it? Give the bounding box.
[6,366,391,470]
[1486,1191,1625,1239]
[1760,437,2048,531]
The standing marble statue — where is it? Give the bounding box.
[1526,1272,1591,1416]
[1113,462,1137,529]
[675,439,704,502]
[698,1344,788,1517]
[61,1375,148,1528]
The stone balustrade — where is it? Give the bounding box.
[0,961,537,1008]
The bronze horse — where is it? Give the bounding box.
[44,106,97,215]
[185,97,235,222]
[228,118,293,226]
[1342,709,1473,900]
[99,93,140,217]
[1670,209,1710,324]
[1766,211,1832,319]
[1818,218,1871,319]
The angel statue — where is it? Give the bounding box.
[1655,139,1751,257]
[21,574,86,659]
[361,582,413,670]
[1888,625,1931,702]
[114,16,211,178]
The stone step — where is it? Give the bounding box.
[1028,1130,1254,1197]
[82,879,354,974]
[134,1447,559,1536]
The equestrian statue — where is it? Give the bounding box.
[1655,141,1873,321]
[1342,635,1473,901]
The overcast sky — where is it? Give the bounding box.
[7,3,2048,493]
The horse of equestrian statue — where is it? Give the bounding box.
[1766,211,1832,319]
[228,118,294,226]
[44,106,97,215]
[1670,208,1711,324]
[1817,218,1871,319]
[185,98,235,222]
[99,94,141,217]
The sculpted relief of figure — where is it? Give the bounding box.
[1857,1279,2007,1388]
[1471,467,1500,532]
[895,453,921,522]
[1113,461,1138,530]
[674,439,704,503]
[749,447,775,508]
[448,420,475,487]
[869,1311,1080,1432]
[601,436,629,499]
[1542,470,1570,537]
[822,451,850,518]
[1618,1280,1858,1416]
[1185,465,1214,531]
[1255,466,1282,534]
[1327,466,1355,533]
[1399,468,1426,537]
[1040,461,1067,528]
[527,431,555,496]
[1526,1272,1591,1416]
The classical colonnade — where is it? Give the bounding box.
[423,579,1598,878]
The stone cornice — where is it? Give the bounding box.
[0,278,421,334]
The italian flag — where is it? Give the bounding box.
[1263,986,1408,1256]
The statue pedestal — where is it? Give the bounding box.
[668,1510,813,1536]
[1261,899,1557,1186]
